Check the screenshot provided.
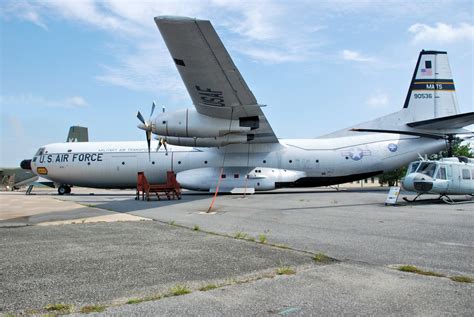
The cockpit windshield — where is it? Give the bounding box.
[35,147,45,156]
[417,162,437,177]
[407,162,421,175]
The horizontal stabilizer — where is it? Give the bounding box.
[350,128,444,139]
[407,112,474,130]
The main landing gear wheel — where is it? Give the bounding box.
[58,185,71,195]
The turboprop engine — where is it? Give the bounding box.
[156,134,253,147]
[152,108,255,138]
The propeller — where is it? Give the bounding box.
[137,101,157,160]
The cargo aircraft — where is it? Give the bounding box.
[22,16,474,195]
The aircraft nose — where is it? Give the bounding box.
[413,174,434,192]
[20,159,32,170]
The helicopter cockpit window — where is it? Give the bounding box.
[407,162,420,174]
[436,167,447,180]
[418,162,437,177]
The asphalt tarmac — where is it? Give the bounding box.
[0,187,472,315]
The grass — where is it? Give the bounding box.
[199,284,218,291]
[450,275,473,283]
[258,234,267,244]
[43,303,73,313]
[276,266,296,275]
[313,252,331,263]
[126,298,144,304]
[234,231,249,239]
[126,294,162,305]
[397,265,445,277]
[167,284,191,296]
[193,225,200,231]
[80,305,106,313]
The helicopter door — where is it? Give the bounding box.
[434,165,449,193]
[460,168,473,194]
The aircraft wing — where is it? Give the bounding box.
[155,16,278,143]
[407,112,474,130]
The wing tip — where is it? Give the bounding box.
[154,16,205,24]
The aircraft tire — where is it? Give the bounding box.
[58,185,70,195]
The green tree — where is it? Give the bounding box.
[378,167,407,187]
[438,137,473,158]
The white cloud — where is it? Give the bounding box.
[408,23,474,44]
[1,1,48,29]
[0,0,322,97]
[341,49,376,63]
[0,94,89,109]
[366,93,389,108]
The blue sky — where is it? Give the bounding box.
[1,0,473,166]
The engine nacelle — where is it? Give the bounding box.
[153,108,253,138]
[158,134,250,147]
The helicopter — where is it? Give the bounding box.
[401,153,474,203]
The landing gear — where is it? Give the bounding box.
[58,185,71,195]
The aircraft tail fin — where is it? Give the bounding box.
[403,50,459,121]
[67,126,89,142]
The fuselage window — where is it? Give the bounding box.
[152,161,155,165]
[178,161,181,164]
[204,161,208,164]
[234,174,239,178]
[122,162,125,165]
[462,169,470,180]
[289,160,292,163]
[316,159,319,163]
[67,149,72,153]
[436,167,447,180]
[263,160,266,164]
[221,174,226,179]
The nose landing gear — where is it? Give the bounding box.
[58,185,71,195]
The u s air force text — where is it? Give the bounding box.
[39,153,104,163]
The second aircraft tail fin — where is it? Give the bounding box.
[67,126,89,142]
[403,50,459,121]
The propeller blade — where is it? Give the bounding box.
[137,111,146,125]
[150,101,156,119]
[146,130,152,160]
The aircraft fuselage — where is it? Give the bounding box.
[30,134,445,192]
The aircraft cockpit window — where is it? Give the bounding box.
[418,162,437,177]
[35,147,45,156]
[436,167,447,180]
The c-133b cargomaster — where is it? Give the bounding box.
[22,16,474,195]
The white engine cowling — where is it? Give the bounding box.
[153,108,251,138]
[158,134,249,147]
